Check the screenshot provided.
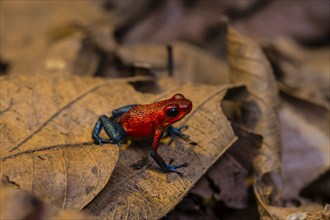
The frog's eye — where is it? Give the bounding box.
[166,107,179,118]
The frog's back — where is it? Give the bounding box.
[118,103,164,138]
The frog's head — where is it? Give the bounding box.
[163,93,192,126]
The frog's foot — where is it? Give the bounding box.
[166,125,190,141]
[150,150,189,176]
[92,136,114,145]
[93,136,122,147]
[162,162,189,177]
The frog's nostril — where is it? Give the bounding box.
[188,102,192,111]
[182,102,192,112]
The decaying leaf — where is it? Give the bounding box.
[265,204,330,220]
[0,74,124,209]
[233,0,330,44]
[264,37,330,109]
[227,26,281,202]
[226,26,329,219]
[1,142,118,210]
[117,42,230,84]
[0,1,106,74]
[2,1,329,219]
[83,84,238,219]
[280,98,329,200]
[0,186,94,220]
[165,88,263,218]
[1,73,238,218]
[208,124,262,208]
[300,169,330,204]
[191,122,262,209]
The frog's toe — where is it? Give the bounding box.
[171,162,189,169]
[102,139,113,144]
[178,125,188,132]
[179,162,189,168]
[166,125,190,141]
[93,137,103,145]
[164,162,189,176]
[169,159,189,167]
[93,137,113,145]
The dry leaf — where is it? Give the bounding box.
[1,142,118,210]
[0,74,122,209]
[117,42,229,84]
[110,0,257,47]
[226,25,329,219]
[227,26,281,189]
[265,204,330,220]
[0,186,94,220]
[191,123,262,209]
[234,0,330,44]
[1,73,238,218]
[0,1,106,74]
[300,170,330,204]
[83,83,238,219]
[280,99,329,200]
[227,25,282,219]
[264,37,330,109]
[209,124,262,208]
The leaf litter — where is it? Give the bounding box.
[1,1,329,218]
[1,72,239,219]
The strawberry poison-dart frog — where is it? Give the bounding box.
[92,94,192,175]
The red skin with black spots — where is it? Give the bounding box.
[117,94,192,151]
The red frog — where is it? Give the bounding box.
[92,94,193,175]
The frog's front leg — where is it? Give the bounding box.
[92,115,127,147]
[165,125,190,140]
[150,130,189,176]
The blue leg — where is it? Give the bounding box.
[92,115,127,147]
[93,105,135,146]
[150,130,189,176]
[150,150,189,176]
[111,104,137,119]
[165,125,190,141]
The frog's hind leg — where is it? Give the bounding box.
[150,130,189,176]
[92,115,127,147]
[150,150,189,177]
[111,104,137,119]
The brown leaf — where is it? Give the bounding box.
[1,143,118,210]
[1,1,106,74]
[0,186,94,220]
[191,123,262,209]
[110,0,257,46]
[83,84,238,219]
[226,26,283,219]
[1,73,103,154]
[117,42,230,84]
[227,26,281,179]
[280,98,329,200]
[0,74,139,209]
[264,37,330,109]
[226,25,329,219]
[1,73,238,218]
[265,204,329,220]
[234,0,330,44]
[300,170,330,204]
[210,124,262,208]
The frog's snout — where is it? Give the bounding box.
[181,100,192,113]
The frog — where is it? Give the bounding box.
[92,93,193,175]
